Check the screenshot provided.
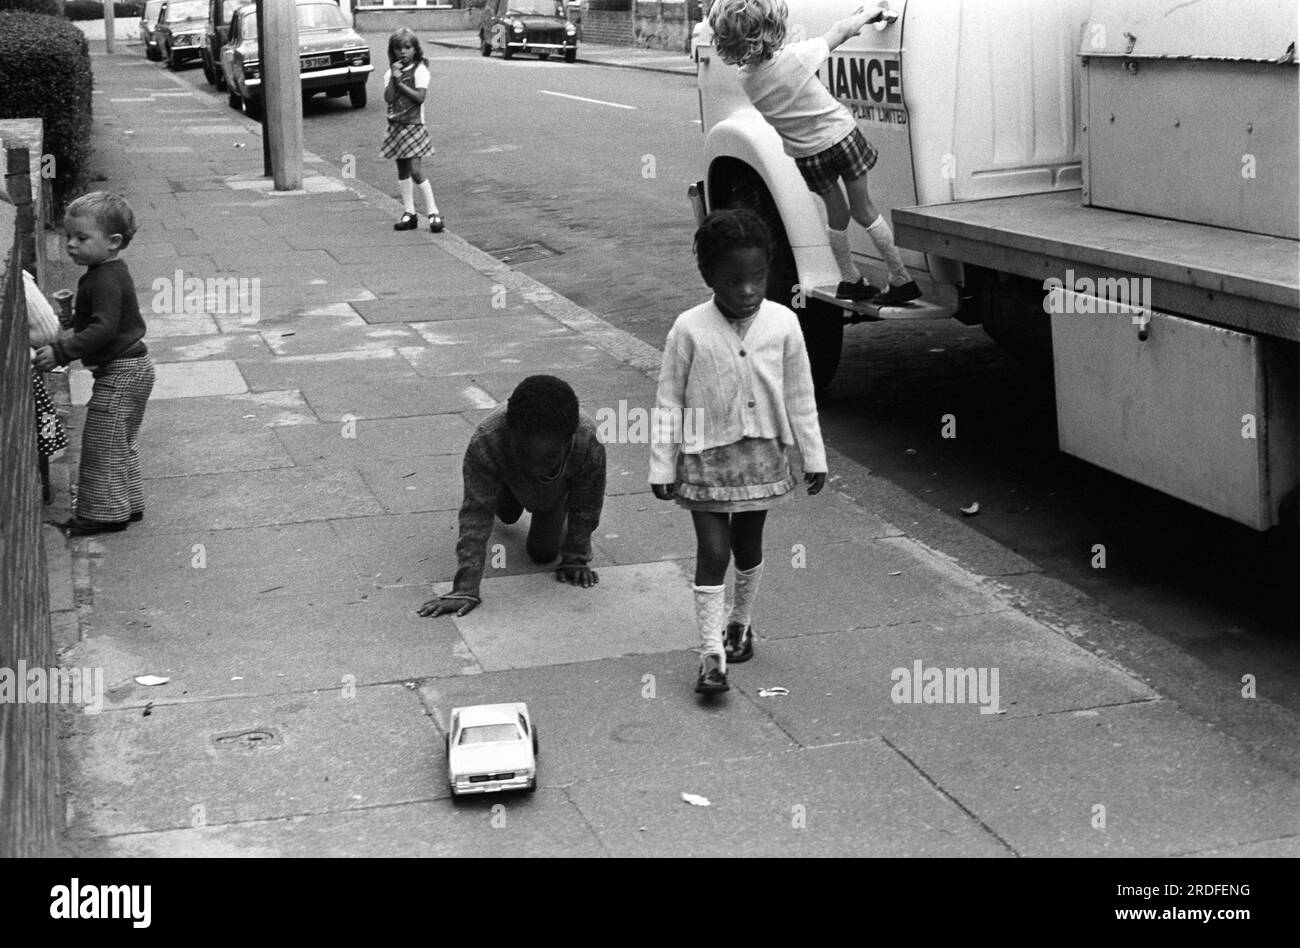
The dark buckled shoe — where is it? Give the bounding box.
[835,278,878,301]
[724,623,754,663]
[393,212,418,231]
[429,214,445,234]
[695,653,729,694]
[874,281,922,306]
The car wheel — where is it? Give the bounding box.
[169,51,183,70]
[564,48,577,63]
[228,88,242,110]
[349,84,367,109]
[720,164,844,389]
[146,43,160,62]
[538,52,549,60]
[532,724,539,755]
[501,41,514,60]
[480,32,491,57]
[215,68,227,92]
[202,56,216,86]
[526,776,537,793]
[242,94,262,121]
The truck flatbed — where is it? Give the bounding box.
[893,190,1299,342]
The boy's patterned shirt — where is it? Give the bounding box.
[451,406,607,599]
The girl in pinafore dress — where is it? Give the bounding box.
[381,28,444,233]
[650,209,828,695]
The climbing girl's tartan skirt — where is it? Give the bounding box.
[381,121,434,160]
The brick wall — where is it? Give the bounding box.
[0,144,58,859]
[581,9,635,46]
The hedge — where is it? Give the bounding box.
[65,1,146,20]
[0,11,93,215]
[0,0,61,16]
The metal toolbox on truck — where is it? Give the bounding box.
[1052,298,1298,530]
[1080,0,1299,239]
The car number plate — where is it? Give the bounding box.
[301,55,330,70]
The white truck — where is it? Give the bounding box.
[690,0,1298,531]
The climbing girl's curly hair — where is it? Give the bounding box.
[708,0,788,66]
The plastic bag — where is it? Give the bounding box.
[23,271,60,348]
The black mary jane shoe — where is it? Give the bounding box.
[429,214,445,234]
[393,212,418,231]
[63,516,129,537]
[724,623,755,663]
[835,278,878,301]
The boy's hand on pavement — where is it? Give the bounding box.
[556,565,599,588]
[652,483,676,501]
[805,471,827,495]
[31,346,57,372]
[418,595,478,618]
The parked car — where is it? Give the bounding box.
[480,0,578,62]
[201,0,244,90]
[446,703,539,797]
[140,0,165,61]
[156,0,208,70]
[221,0,372,119]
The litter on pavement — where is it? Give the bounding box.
[134,675,169,686]
[680,792,711,807]
[757,686,789,697]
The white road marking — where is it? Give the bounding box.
[538,90,636,110]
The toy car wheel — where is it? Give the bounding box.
[564,49,577,63]
[532,724,539,755]
[350,84,367,109]
[480,33,492,57]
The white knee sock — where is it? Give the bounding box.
[417,179,439,216]
[398,178,415,214]
[727,561,764,628]
[827,227,861,283]
[693,583,727,670]
[865,215,912,286]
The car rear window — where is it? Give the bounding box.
[299,2,347,31]
[458,724,520,745]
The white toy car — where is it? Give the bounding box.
[446,703,539,797]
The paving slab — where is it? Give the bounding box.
[67,583,477,707]
[401,321,613,375]
[598,440,657,497]
[885,700,1300,856]
[354,454,465,515]
[469,365,665,408]
[145,331,273,363]
[236,348,416,393]
[91,791,605,857]
[419,655,794,786]
[63,685,442,837]
[567,741,1009,857]
[441,561,697,671]
[68,359,248,406]
[261,322,426,357]
[126,465,384,531]
[272,413,476,465]
[725,611,1156,749]
[352,292,548,323]
[300,373,499,422]
[753,535,1009,638]
[137,395,296,477]
[85,521,358,600]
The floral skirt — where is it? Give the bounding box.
[674,437,796,512]
[381,121,434,160]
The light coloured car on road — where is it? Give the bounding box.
[156,0,209,70]
[446,703,539,797]
[140,0,165,61]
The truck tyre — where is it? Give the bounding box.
[713,163,844,389]
[968,265,1053,371]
